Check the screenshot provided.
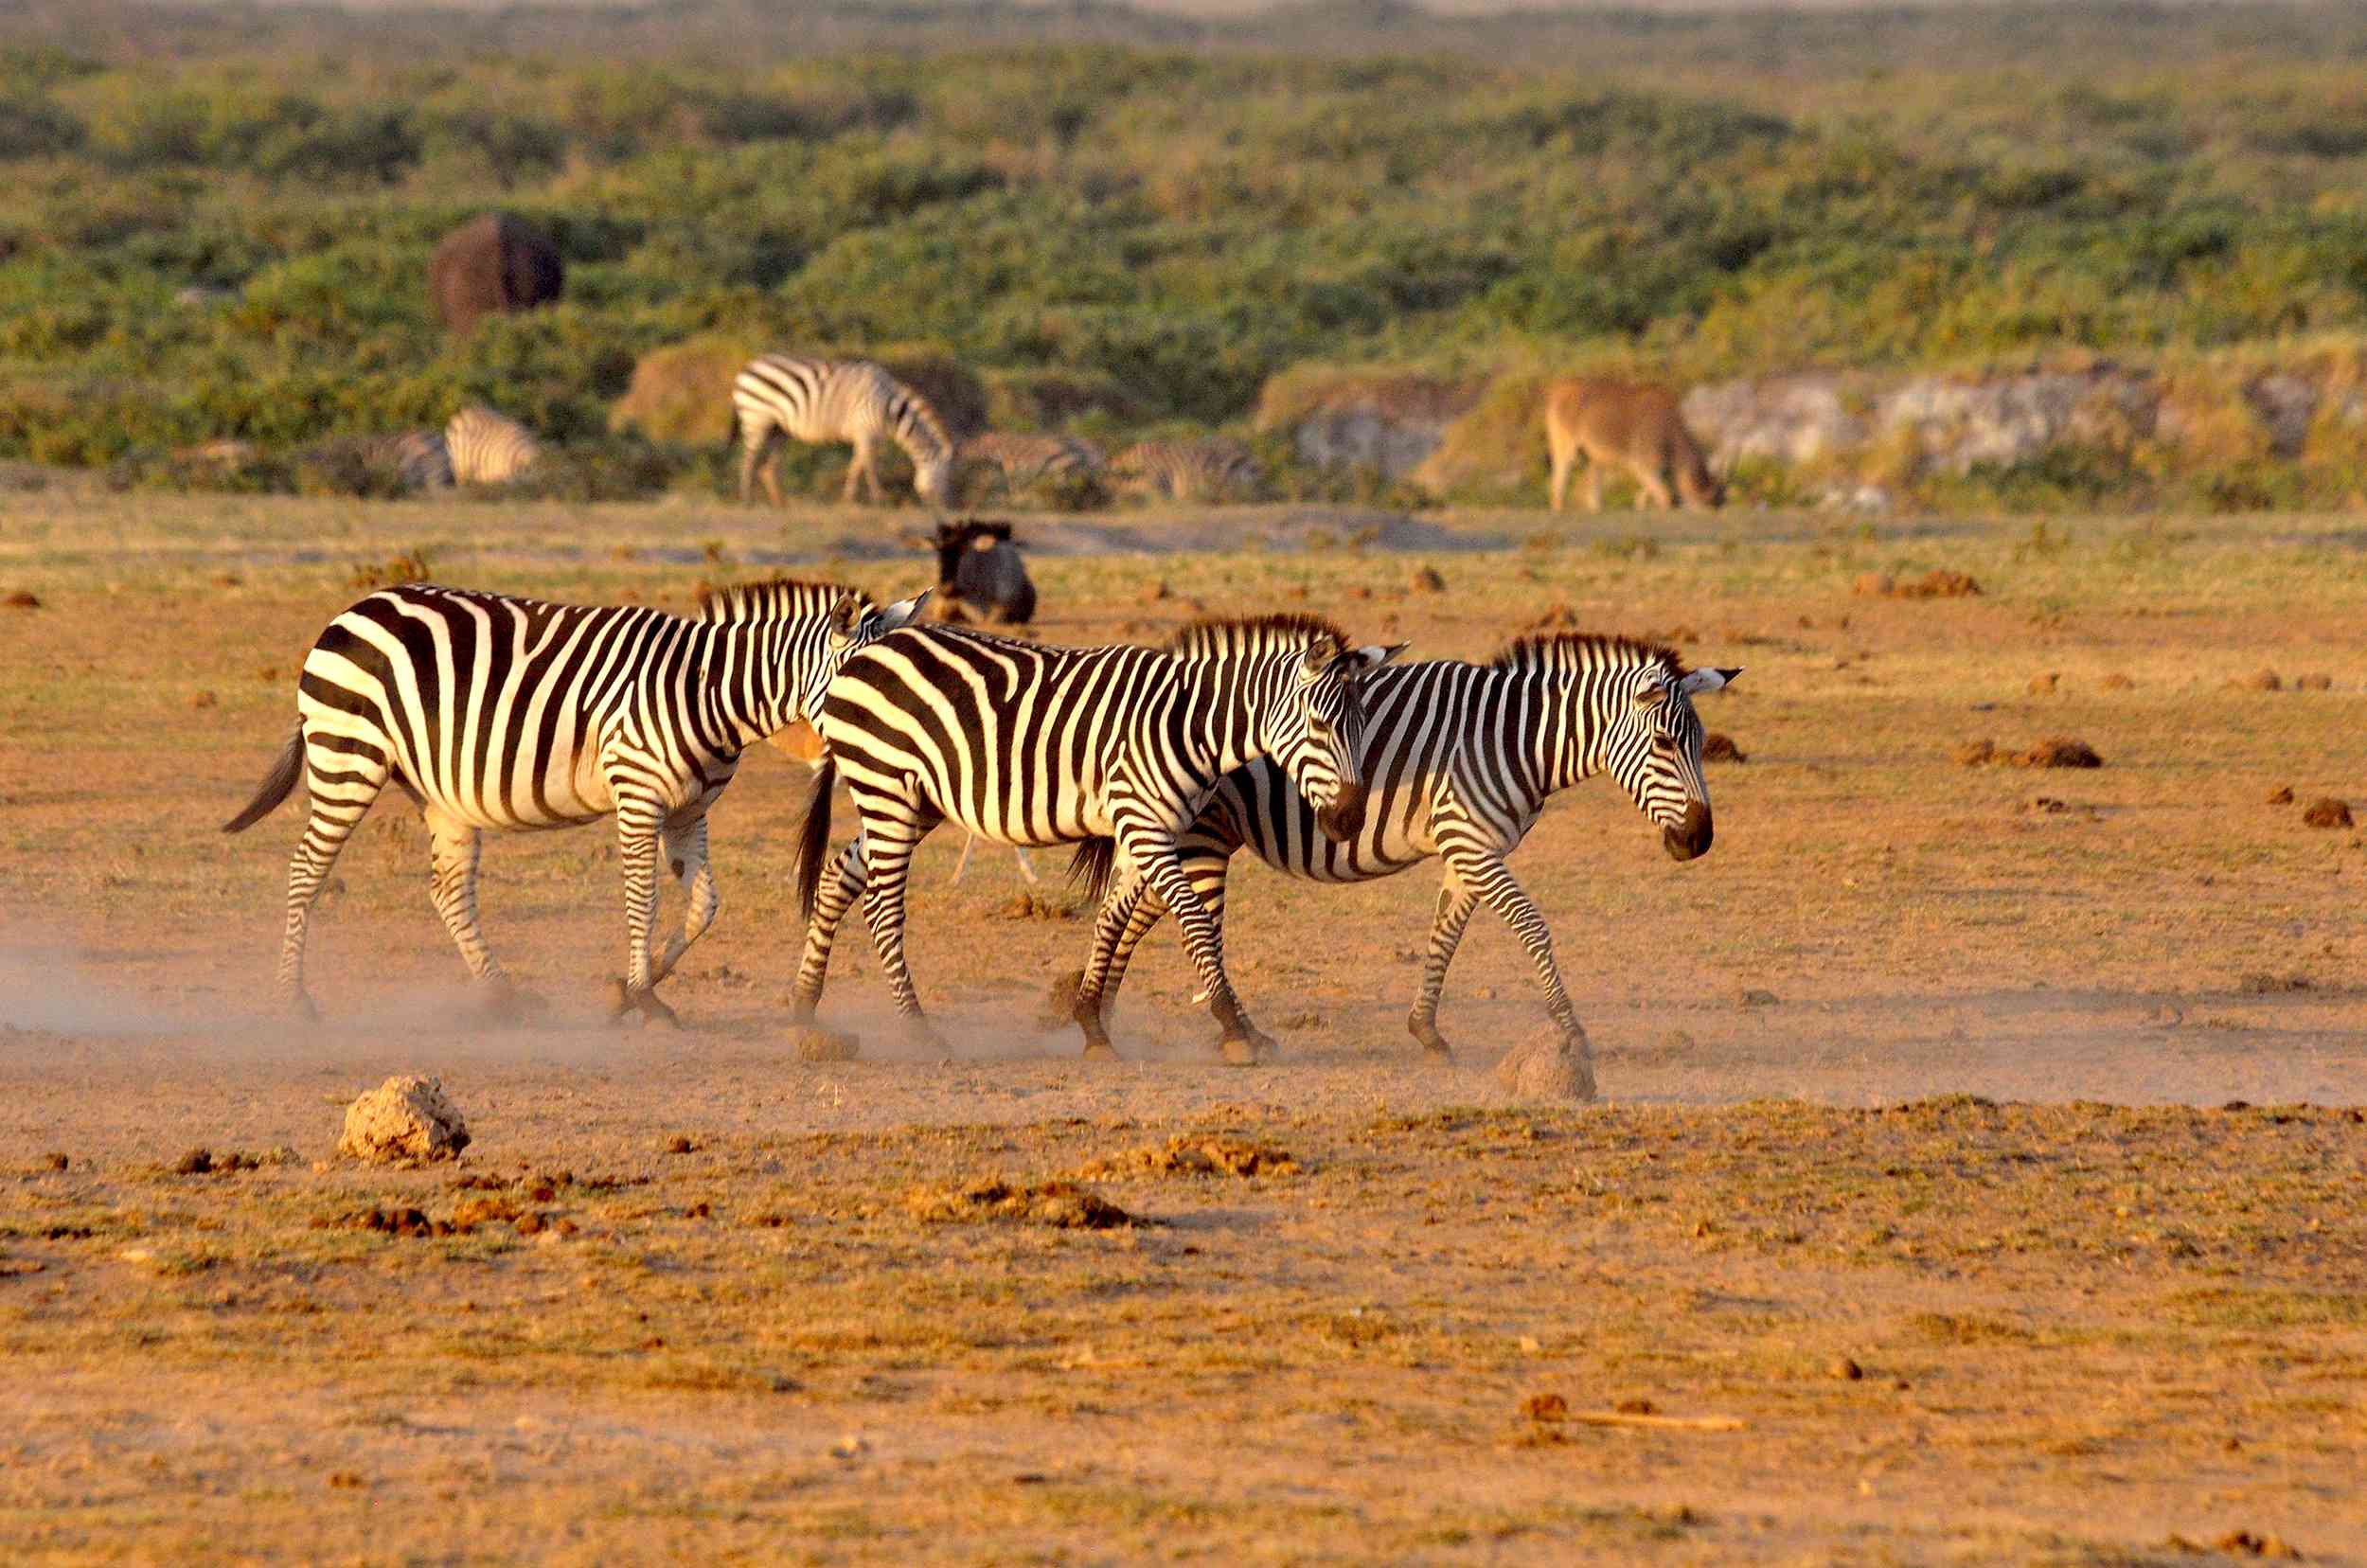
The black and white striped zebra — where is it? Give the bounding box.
[789,615,1405,1060]
[374,430,454,490]
[445,405,541,484]
[731,355,955,509]
[1109,438,1258,502]
[222,579,927,1023]
[954,431,1103,496]
[1066,634,1738,1093]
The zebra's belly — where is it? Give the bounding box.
[296,687,614,832]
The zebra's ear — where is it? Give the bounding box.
[869,590,931,635]
[1344,641,1411,673]
[1679,667,1742,696]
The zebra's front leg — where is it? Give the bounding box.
[274,741,391,1020]
[789,842,866,1022]
[1407,874,1480,1063]
[1127,836,1267,1065]
[423,808,537,1019]
[646,813,719,989]
[609,797,681,1030]
[1446,846,1594,1098]
[843,437,877,506]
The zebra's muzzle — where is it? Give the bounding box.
[1315,784,1368,844]
[1663,802,1714,862]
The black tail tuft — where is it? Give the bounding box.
[1067,837,1117,907]
[793,757,835,921]
[222,722,306,834]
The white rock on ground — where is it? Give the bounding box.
[337,1075,471,1164]
[1494,1029,1598,1103]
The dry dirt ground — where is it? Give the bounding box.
[2,490,2365,1563]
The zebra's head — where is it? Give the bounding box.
[913,451,956,510]
[1275,637,1408,843]
[811,589,931,717]
[1606,662,1741,862]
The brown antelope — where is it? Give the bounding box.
[1543,380,1724,512]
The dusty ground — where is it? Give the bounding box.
[2,489,2364,1562]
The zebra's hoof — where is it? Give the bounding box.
[1420,1043,1455,1065]
[1219,1035,1261,1067]
[289,993,320,1025]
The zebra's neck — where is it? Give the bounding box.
[1170,650,1295,778]
[691,622,807,754]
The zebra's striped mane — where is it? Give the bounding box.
[1488,633,1683,678]
[1161,613,1349,662]
[695,578,867,624]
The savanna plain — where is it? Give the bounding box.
[2,489,2364,1563]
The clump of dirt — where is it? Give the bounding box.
[2020,796,2069,815]
[43,1153,67,1172]
[903,1177,1138,1230]
[1137,579,1170,604]
[1408,565,1445,594]
[337,1076,470,1165]
[1858,570,1981,599]
[2302,798,2353,829]
[2234,668,2283,692]
[1494,1028,1596,1102]
[2236,972,2312,995]
[1524,602,1578,631]
[3,590,40,610]
[315,1202,558,1239]
[790,1025,859,1063]
[1072,1136,1300,1180]
[1522,1392,1570,1422]
[1958,738,2103,769]
[1701,733,1746,763]
[664,1135,698,1155]
[1039,969,1086,1029]
[992,891,1079,921]
[2266,785,2294,806]
[2027,671,2058,695]
[2295,672,2332,691]
[189,689,218,709]
[2100,671,2135,689]
[168,1147,295,1176]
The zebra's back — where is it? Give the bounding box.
[300,584,687,831]
[445,406,541,484]
[956,431,1100,488]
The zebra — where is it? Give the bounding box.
[730,355,955,510]
[222,578,929,1025]
[378,430,454,490]
[953,431,1103,496]
[788,615,1405,1061]
[445,405,540,485]
[1108,438,1258,502]
[1064,634,1739,1093]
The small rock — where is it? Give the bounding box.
[2017,737,2101,769]
[1852,572,1895,597]
[1522,1392,1569,1422]
[43,1152,67,1172]
[665,1135,695,1155]
[172,1148,213,1176]
[830,1434,870,1460]
[2235,668,2282,692]
[1829,1357,1864,1381]
[2,589,41,610]
[1137,580,1170,604]
[2099,672,2135,689]
[189,689,218,709]
[790,1025,860,1063]
[2267,785,2294,806]
[1613,1397,1657,1416]
[2020,796,2069,814]
[337,1076,470,1165]
[1953,739,1997,767]
[2295,673,2332,691]
[2027,672,2059,695]
[2303,798,2354,829]
[1408,565,1445,594]
[1701,733,1747,764]
[1736,988,1779,1007]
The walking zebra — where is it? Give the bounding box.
[445,405,541,485]
[222,579,928,1023]
[1066,634,1739,1093]
[790,615,1404,1060]
[953,431,1103,495]
[1109,438,1258,502]
[731,355,955,509]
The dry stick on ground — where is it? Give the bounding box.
[1567,1411,1747,1432]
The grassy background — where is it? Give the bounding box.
[8,2,2367,508]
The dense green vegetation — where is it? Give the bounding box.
[8,2,2367,507]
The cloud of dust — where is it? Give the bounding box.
[0,944,175,1037]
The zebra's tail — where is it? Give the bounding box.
[793,756,835,922]
[1068,837,1118,906]
[222,721,306,834]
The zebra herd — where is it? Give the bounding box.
[226,573,1736,1084]
[729,353,1262,508]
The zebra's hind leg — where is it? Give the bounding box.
[273,737,391,1020]
[608,795,682,1030]
[1124,835,1268,1065]
[422,808,537,1020]
[849,799,947,1052]
[646,814,719,989]
[1407,875,1480,1063]
[1073,874,1154,1060]
[789,842,866,1022]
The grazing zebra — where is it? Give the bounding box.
[1066,634,1739,1091]
[445,405,541,485]
[222,579,928,1024]
[954,431,1102,495]
[731,355,955,509]
[790,615,1404,1060]
[1108,438,1258,502]
[378,430,454,490]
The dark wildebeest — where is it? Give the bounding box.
[429,213,564,336]
[931,519,1036,628]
